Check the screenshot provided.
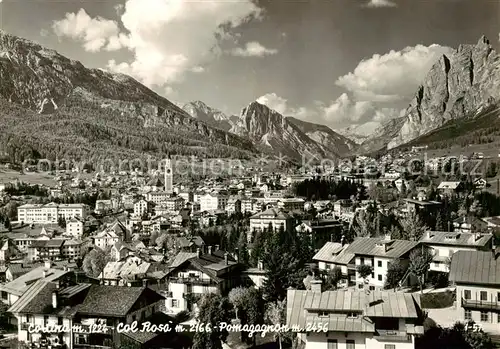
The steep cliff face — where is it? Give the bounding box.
[387,36,500,149]
[181,100,238,131]
[231,101,340,160]
[0,30,257,157]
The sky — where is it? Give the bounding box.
[0,0,499,135]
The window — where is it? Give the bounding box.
[464,290,471,300]
[371,273,375,279]
[480,291,488,301]
[378,261,382,267]
[346,340,355,349]
[360,257,365,265]
[480,311,489,322]
[498,313,500,323]
[358,284,364,289]
[378,275,382,281]
[58,317,63,326]
[465,310,472,320]
[385,345,396,349]
[497,292,500,302]
[369,286,375,291]
[325,264,331,270]
[327,339,338,349]
[172,299,179,308]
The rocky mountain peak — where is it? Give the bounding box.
[382,35,500,150]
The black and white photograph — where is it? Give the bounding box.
[0,0,500,348]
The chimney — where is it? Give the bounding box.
[44,260,51,269]
[427,231,432,239]
[310,278,323,293]
[215,244,220,251]
[52,291,57,309]
[447,221,451,232]
[43,269,48,278]
[384,233,391,241]
[257,260,263,270]
[330,234,334,242]
[340,235,346,246]
[208,246,212,255]
[142,279,148,287]
[196,248,201,258]
[224,252,229,265]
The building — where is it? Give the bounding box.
[287,282,425,349]
[449,250,500,335]
[419,231,493,273]
[277,198,305,211]
[164,196,185,212]
[164,248,241,314]
[226,197,242,215]
[66,217,84,239]
[17,203,87,224]
[0,239,21,263]
[133,199,153,217]
[9,281,166,349]
[249,208,294,235]
[93,221,128,250]
[164,159,173,194]
[344,236,418,290]
[296,219,344,250]
[94,200,113,214]
[437,181,463,196]
[199,193,228,212]
[145,191,172,205]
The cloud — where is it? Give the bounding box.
[52,9,121,52]
[53,0,262,87]
[336,44,453,102]
[191,66,205,73]
[364,0,397,8]
[230,41,278,57]
[256,93,288,114]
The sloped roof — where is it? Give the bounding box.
[76,285,164,317]
[344,237,418,259]
[449,250,500,286]
[312,242,344,262]
[419,231,492,247]
[0,267,71,296]
[250,208,291,220]
[286,289,423,332]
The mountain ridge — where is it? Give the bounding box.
[361,35,500,153]
[0,30,259,162]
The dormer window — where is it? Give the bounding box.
[347,312,358,318]
[319,311,329,317]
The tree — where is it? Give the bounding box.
[82,248,107,278]
[228,287,246,320]
[324,267,343,290]
[241,288,265,346]
[417,321,494,349]
[237,230,249,266]
[0,302,9,328]
[384,259,407,291]
[356,264,373,280]
[156,233,180,260]
[192,294,231,349]
[409,248,433,293]
[352,210,375,238]
[265,300,290,349]
[435,211,445,231]
[58,216,66,229]
[400,210,427,241]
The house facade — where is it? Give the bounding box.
[449,250,500,335]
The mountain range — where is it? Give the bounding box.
[1,30,499,164]
[0,30,356,163]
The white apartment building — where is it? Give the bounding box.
[164,196,185,212]
[199,193,228,212]
[17,203,87,224]
[419,231,492,273]
[133,199,152,217]
[66,217,84,239]
[277,198,305,211]
[287,281,425,349]
[249,208,294,234]
[449,250,500,335]
[146,191,172,205]
[344,236,418,290]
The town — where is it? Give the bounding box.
[0,151,499,349]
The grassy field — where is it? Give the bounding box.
[0,169,57,187]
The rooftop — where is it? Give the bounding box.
[449,250,500,286]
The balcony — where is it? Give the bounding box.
[168,277,217,286]
[375,330,411,342]
[462,298,500,311]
